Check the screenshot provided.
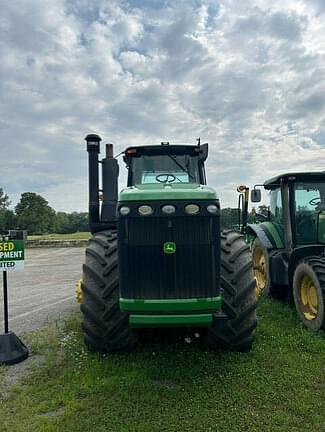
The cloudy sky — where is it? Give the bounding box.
[1,0,325,212]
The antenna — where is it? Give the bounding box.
[196,137,201,146]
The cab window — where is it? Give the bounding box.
[129,154,200,185]
[294,183,321,243]
[268,188,284,242]
[269,188,283,224]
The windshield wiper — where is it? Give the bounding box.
[167,155,195,181]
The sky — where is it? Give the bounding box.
[1,0,325,212]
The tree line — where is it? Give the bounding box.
[220,205,268,231]
[0,188,88,235]
[0,187,267,235]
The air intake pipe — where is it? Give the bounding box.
[85,134,101,227]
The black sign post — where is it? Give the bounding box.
[0,231,29,365]
[3,271,9,333]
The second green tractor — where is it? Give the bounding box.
[239,172,325,331]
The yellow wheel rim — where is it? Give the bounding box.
[253,246,267,298]
[76,279,83,304]
[299,275,319,320]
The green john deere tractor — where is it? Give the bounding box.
[238,172,325,331]
[79,134,257,353]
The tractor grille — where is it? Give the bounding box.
[118,215,220,299]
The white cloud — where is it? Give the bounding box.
[0,0,325,214]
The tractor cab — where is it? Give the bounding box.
[262,172,325,247]
[123,142,208,187]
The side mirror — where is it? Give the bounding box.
[251,189,261,203]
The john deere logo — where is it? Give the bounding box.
[163,242,176,254]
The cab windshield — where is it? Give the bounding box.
[129,154,200,186]
[294,182,325,243]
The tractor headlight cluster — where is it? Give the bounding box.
[207,204,218,214]
[161,204,176,214]
[138,205,154,216]
[184,204,200,215]
[119,206,130,216]
[120,203,218,216]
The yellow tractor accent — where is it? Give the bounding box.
[252,245,267,298]
[76,279,83,304]
[299,275,319,320]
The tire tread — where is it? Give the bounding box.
[206,230,257,351]
[81,230,137,353]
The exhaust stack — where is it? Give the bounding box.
[85,134,119,233]
[85,134,101,228]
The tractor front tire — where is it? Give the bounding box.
[81,230,137,353]
[251,238,270,297]
[206,230,257,352]
[293,258,325,331]
[252,238,288,300]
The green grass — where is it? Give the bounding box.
[28,232,91,241]
[1,298,325,432]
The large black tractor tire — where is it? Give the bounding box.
[293,257,325,331]
[251,238,289,300]
[81,230,137,353]
[206,230,257,352]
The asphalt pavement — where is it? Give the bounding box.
[0,247,85,335]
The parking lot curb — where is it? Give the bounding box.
[26,240,88,248]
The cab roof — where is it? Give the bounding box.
[264,172,325,189]
[123,143,208,162]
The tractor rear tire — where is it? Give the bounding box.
[293,257,325,331]
[252,238,289,300]
[206,230,257,352]
[81,230,137,353]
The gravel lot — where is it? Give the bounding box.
[0,247,85,335]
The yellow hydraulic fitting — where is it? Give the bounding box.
[76,279,83,304]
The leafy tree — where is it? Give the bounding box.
[54,211,88,233]
[221,205,271,230]
[257,205,269,217]
[0,209,16,232]
[248,206,257,223]
[0,187,10,210]
[221,207,240,230]
[15,192,56,235]
[67,212,88,232]
[54,212,70,233]
[0,188,15,232]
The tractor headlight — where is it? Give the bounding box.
[119,206,130,216]
[138,205,153,216]
[161,204,176,214]
[207,204,218,214]
[185,204,200,215]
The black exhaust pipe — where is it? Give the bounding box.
[85,134,101,228]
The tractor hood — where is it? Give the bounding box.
[119,183,218,201]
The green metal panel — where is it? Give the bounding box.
[262,222,284,249]
[120,296,222,313]
[129,313,213,327]
[119,184,217,201]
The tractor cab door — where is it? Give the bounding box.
[293,182,325,244]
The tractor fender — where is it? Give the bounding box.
[288,245,325,288]
[246,224,274,250]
